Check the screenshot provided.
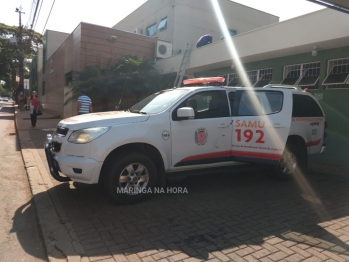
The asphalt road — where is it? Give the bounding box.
[0,103,47,262]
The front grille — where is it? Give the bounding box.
[52,142,62,152]
[55,126,69,136]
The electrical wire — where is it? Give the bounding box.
[27,0,35,28]
[33,0,44,32]
[41,0,56,35]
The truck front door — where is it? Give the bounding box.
[170,90,232,168]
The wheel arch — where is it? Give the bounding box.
[99,143,166,186]
[286,135,308,167]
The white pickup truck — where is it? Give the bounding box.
[45,77,326,204]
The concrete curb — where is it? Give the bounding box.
[14,109,83,262]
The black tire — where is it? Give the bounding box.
[271,143,307,180]
[105,152,157,204]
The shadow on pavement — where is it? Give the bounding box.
[12,165,349,260]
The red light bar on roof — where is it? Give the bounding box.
[183,77,225,85]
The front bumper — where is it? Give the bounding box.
[44,142,103,184]
[44,142,71,182]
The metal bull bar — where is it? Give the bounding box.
[44,141,71,182]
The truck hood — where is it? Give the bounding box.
[58,111,149,130]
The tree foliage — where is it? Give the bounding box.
[0,23,42,96]
[65,55,175,111]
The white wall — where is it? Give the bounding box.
[113,0,279,54]
[172,0,279,53]
[45,30,70,61]
[113,0,175,43]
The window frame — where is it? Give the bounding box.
[158,17,168,31]
[219,73,239,87]
[146,23,157,36]
[281,62,321,89]
[280,64,302,86]
[229,29,237,37]
[254,68,273,87]
[322,58,349,89]
[296,62,321,88]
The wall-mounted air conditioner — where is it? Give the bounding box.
[155,40,172,59]
[133,28,142,34]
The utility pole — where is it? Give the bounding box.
[15,6,25,108]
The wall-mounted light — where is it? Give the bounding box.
[109,35,117,42]
[231,64,235,70]
[312,46,318,57]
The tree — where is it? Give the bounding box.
[0,83,12,97]
[0,23,42,99]
[64,55,174,111]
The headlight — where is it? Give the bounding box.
[68,127,110,144]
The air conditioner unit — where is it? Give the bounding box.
[155,40,172,59]
[133,28,142,34]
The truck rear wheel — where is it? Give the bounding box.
[106,153,157,204]
[272,143,306,180]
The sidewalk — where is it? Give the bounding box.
[15,109,82,262]
[15,109,349,262]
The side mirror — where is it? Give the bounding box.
[177,107,195,119]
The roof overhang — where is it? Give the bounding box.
[155,8,349,76]
[307,0,349,14]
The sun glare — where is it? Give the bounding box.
[210,0,330,221]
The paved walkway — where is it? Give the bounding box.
[15,109,349,262]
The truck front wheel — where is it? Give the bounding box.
[106,153,157,204]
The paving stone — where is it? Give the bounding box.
[227,253,247,262]
[166,253,189,262]
[266,251,288,261]
[321,251,347,262]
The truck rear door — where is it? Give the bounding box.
[230,88,292,165]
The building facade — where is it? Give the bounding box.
[38,23,157,118]
[113,0,279,55]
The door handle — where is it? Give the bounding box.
[218,123,229,128]
[269,124,285,128]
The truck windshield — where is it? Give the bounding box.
[129,89,189,114]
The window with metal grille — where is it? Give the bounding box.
[297,62,320,89]
[281,63,321,89]
[246,70,258,86]
[254,68,273,87]
[281,64,302,85]
[227,73,239,86]
[323,58,349,89]
[218,73,239,86]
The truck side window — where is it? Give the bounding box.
[235,91,283,116]
[292,94,323,117]
[172,90,230,120]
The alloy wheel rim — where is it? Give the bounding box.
[118,163,149,195]
[279,151,297,175]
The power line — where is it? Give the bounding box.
[33,0,44,32]
[27,0,35,28]
[41,0,55,35]
[30,0,40,30]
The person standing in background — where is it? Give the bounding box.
[27,90,41,128]
[77,89,92,115]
